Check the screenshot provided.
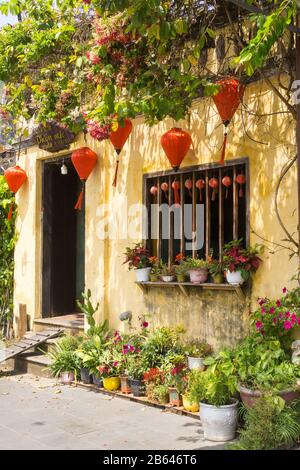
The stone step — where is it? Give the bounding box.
[33,315,84,336]
[4,351,53,378]
[37,337,60,353]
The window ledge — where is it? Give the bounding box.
[135,281,246,301]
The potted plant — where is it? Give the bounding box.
[208,260,225,284]
[166,363,188,407]
[76,334,107,387]
[223,239,262,285]
[184,257,208,284]
[184,339,212,371]
[182,371,200,412]
[97,350,122,391]
[160,263,175,282]
[175,263,188,283]
[149,258,162,282]
[188,368,238,442]
[47,340,81,385]
[127,358,147,397]
[144,367,165,400]
[123,243,152,282]
[152,384,169,404]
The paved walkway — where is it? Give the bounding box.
[0,373,225,450]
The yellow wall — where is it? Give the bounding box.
[13,76,298,349]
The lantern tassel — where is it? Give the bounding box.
[75,182,85,210]
[112,149,121,188]
[200,189,203,202]
[173,186,180,207]
[239,185,244,198]
[219,132,228,165]
[225,187,229,199]
[8,202,13,220]
[212,188,217,201]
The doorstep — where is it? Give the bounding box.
[34,314,84,334]
[74,381,199,420]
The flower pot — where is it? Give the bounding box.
[129,378,145,397]
[176,274,186,283]
[212,273,224,284]
[60,371,74,385]
[182,395,199,413]
[80,367,93,384]
[199,399,238,442]
[239,384,300,408]
[150,274,159,282]
[225,270,244,285]
[161,275,175,282]
[187,356,205,371]
[103,376,121,391]
[92,374,103,388]
[135,267,151,282]
[120,376,131,394]
[168,387,182,407]
[188,268,208,284]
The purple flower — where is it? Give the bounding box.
[283,320,292,330]
[269,307,275,314]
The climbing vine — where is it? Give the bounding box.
[0,176,15,339]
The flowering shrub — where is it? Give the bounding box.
[167,363,188,394]
[123,243,151,270]
[144,368,164,385]
[223,239,262,281]
[252,288,300,350]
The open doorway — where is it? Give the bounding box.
[42,156,85,317]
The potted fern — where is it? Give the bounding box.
[47,337,82,384]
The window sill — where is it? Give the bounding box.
[135,281,246,301]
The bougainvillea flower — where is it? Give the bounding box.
[285,311,290,318]
[256,321,263,330]
[269,307,275,314]
[282,287,287,294]
[276,300,281,307]
[142,321,149,328]
[259,298,267,306]
[261,307,266,314]
[283,320,292,330]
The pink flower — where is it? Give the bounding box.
[298,317,300,325]
[269,307,275,314]
[283,320,292,330]
[113,361,119,367]
[256,321,263,330]
[273,317,277,324]
[278,313,283,319]
[276,300,281,308]
[261,307,266,314]
[282,287,287,294]
[291,314,297,325]
[285,311,290,318]
[142,321,149,328]
[258,298,266,306]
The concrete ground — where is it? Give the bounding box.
[0,372,225,450]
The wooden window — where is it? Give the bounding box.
[143,158,249,265]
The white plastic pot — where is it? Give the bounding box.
[199,399,238,442]
[135,267,151,282]
[60,371,74,385]
[188,356,205,371]
[161,275,175,282]
[225,270,244,285]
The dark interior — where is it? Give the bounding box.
[42,157,85,317]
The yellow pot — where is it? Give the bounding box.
[103,377,121,391]
[182,395,199,413]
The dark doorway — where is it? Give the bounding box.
[42,157,85,317]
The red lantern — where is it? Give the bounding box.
[213,77,245,164]
[161,128,192,171]
[222,176,232,199]
[4,165,27,220]
[172,180,180,207]
[196,178,205,202]
[150,185,158,196]
[236,173,246,198]
[71,147,98,210]
[209,177,218,201]
[161,182,169,203]
[110,118,133,187]
[185,178,192,198]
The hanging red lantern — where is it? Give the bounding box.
[161,128,192,171]
[172,180,180,207]
[110,118,133,187]
[196,178,205,202]
[185,178,193,198]
[236,173,246,197]
[209,177,218,201]
[4,165,27,220]
[213,77,245,164]
[150,185,158,196]
[161,182,169,203]
[222,176,232,199]
[71,147,98,210]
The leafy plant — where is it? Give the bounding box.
[152,384,169,404]
[223,239,262,281]
[229,397,300,450]
[142,326,185,368]
[47,338,81,378]
[187,368,237,407]
[76,289,109,337]
[166,363,188,394]
[76,334,107,374]
[183,339,212,358]
[160,263,175,277]
[123,243,151,270]
[183,257,208,270]
[208,260,224,276]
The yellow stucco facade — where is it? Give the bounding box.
[13,76,298,349]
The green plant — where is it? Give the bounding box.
[183,339,212,358]
[160,263,175,277]
[152,384,169,404]
[97,349,123,377]
[229,397,300,450]
[123,243,151,270]
[188,368,237,407]
[47,339,81,378]
[142,326,185,368]
[0,176,16,339]
[126,355,147,381]
[222,239,262,281]
[183,257,208,270]
[208,260,224,276]
[75,334,107,374]
[174,263,188,276]
[77,289,109,337]
[166,363,188,394]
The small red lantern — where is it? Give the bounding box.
[161,128,192,171]
[150,185,158,202]
[4,165,27,220]
[209,177,218,201]
[161,182,169,202]
[185,178,192,198]
[71,147,98,210]
[213,77,245,164]
[110,118,133,187]
[172,180,180,207]
[196,178,205,202]
[236,173,246,197]
[222,176,232,199]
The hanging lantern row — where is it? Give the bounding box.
[149,173,245,204]
[4,166,27,220]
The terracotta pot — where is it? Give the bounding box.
[60,371,74,385]
[168,387,182,407]
[239,384,300,408]
[130,378,145,397]
[188,268,208,284]
[120,376,132,394]
[212,273,224,284]
[182,395,199,412]
[103,376,121,391]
